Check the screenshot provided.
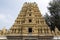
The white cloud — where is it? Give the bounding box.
[0,13,15,29]
[0,14,6,19]
[36,0,52,15]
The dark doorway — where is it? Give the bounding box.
[29,19,32,23]
[28,28,32,33]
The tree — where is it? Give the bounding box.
[45,13,55,31]
[45,0,60,31]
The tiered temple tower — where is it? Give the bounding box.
[0,2,60,40]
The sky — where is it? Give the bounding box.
[0,0,52,29]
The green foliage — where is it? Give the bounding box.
[45,0,60,31]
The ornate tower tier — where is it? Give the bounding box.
[7,2,60,36]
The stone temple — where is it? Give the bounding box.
[0,2,60,40]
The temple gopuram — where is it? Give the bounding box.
[0,2,60,40]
